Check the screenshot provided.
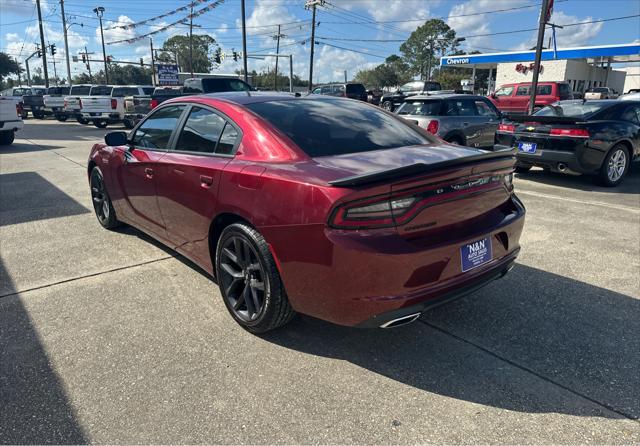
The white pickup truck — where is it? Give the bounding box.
[584,87,619,100]
[0,96,24,145]
[80,85,153,128]
[43,86,71,121]
[63,84,93,124]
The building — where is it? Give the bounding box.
[440,43,640,94]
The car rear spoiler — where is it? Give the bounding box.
[504,114,585,124]
[328,150,515,187]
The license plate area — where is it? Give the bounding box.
[518,141,537,153]
[461,237,493,272]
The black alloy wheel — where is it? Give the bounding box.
[381,100,393,112]
[90,167,120,229]
[216,223,295,333]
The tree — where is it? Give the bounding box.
[399,19,460,80]
[353,54,412,89]
[0,52,23,85]
[73,64,152,85]
[160,34,218,73]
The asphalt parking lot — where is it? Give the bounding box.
[1,120,639,443]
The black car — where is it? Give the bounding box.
[183,77,254,94]
[495,100,640,186]
[380,80,442,112]
[310,83,367,101]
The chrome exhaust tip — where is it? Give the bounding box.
[380,312,421,329]
[557,163,567,172]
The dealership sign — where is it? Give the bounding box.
[156,64,180,86]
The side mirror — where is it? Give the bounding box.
[105,131,128,146]
[490,93,497,99]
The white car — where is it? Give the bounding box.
[43,86,71,121]
[80,85,153,128]
[63,84,93,124]
[0,96,24,145]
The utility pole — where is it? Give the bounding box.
[305,0,324,92]
[189,2,194,77]
[528,0,551,114]
[241,0,248,83]
[60,0,72,85]
[344,69,347,83]
[81,46,94,81]
[94,6,108,84]
[150,38,156,86]
[35,0,49,87]
[289,54,293,93]
[272,25,286,91]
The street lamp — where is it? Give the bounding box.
[93,6,109,84]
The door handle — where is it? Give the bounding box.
[200,175,213,188]
[144,168,154,179]
[173,168,184,175]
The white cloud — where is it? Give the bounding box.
[1,0,49,16]
[99,15,136,46]
[341,0,431,32]
[513,11,604,50]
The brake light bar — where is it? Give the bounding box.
[111,98,117,110]
[549,128,589,138]
[426,119,439,134]
[497,123,515,133]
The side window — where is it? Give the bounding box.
[445,101,459,116]
[228,79,251,91]
[142,87,154,95]
[475,100,498,117]
[174,106,227,154]
[321,86,331,94]
[312,87,321,94]
[495,86,514,97]
[132,105,185,150]
[620,105,640,125]
[516,85,530,96]
[216,123,241,155]
[537,85,552,95]
[457,99,478,116]
[183,80,203,94]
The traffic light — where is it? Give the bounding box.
[81,54,86,63]
[214,48,222,64]
[233,51,238,62]
[36,45,42,58]
[50,44,56,56]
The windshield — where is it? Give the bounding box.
[534,102,611,118]
[112,87,140,97]
[246,98,430,157]
[90,86,113,96]
[70,86,91,95]
[397,100,442,116]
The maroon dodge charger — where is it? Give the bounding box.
[88,92,525,333]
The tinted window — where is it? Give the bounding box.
[32,88,46,95]
[142,87,154,95]
[70,85,91,95]
[494,86,514,97]
[475,100,498,117]
[558,83,572,98]
[174,107,226,154]
[247,99,430,157]
[217,123,240,155]
[537,85,552,95]
[516,86,530,96]
[112,87,140,97]
[14,88,31,95]
[321,86,331,94]
[201,78,252,93]
[47,87,70,95]
[423,82,441,91]
[445,99,477,116]
[535,102,612,118]
[396,100,442,116]
[346,84,366,95]
[132,105,185,149]
[332,85,345,94]
[183,79,203,94]
[312,87,322,94]
[90,86,112,95]
[400,81,422,91]
[620,105,640,125]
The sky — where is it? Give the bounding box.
[1,0,639,84]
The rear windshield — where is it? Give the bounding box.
[112,87,140,97]
[246,98,430,157]
[202,78,252,93]
[534,102,611,118]
[70,85,91,95]
[153,87,183,96]
[12,88,32,96]
[90,86,113,96]
[47,87,70,95]
[589,87,609,93]
[397,100,442,116]
[345,84,366,95]
[32,88,46,95]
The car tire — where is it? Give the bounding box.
[515,165,532,173]
[123,119,135,130]
[77,117,89,125]
[90,166,121,229]
[33,111,45,119]
[445,136,464,146]
[381,101,394,112]
[20,111,28,120]
[94,120,108,129]
[215,222,296,333]
[0,131,15,146]
[56,115,68,122]
[597,144,630,187]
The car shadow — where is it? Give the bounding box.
[0,141,68,154]
[0,258,88,443]
[0,172,90,226]
[261,264,639,420]
[515,166,640,194]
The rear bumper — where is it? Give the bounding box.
[0,120,23,131]
[82,112,121,121]
[494,142,604,174]
[262,194,526,327]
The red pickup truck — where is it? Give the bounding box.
[488,82,573,114]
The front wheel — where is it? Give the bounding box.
[216,223,295,333]
[597,144,629,187]
[56,114,68,122]
[90,167,120,229]
[33,111,45,119]
[381,100,394,112]
[77,117,89,125]
[123,118,135,129]
[0,131,15,145]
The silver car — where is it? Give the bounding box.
[396,94,501,149]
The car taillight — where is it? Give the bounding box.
[16,102,23,117]
[111,98,117,109]
[426,119,439,134]
[331,196,417,229]
[549,128,589,138]
[498,123,515,133]
[78,99,83,109]
[64,100,68,108]
[150,99,158,109]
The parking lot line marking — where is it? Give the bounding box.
[0,255,175,300]
[23,138,86,169]
[420,319,638,421]
[516,190,640,214]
